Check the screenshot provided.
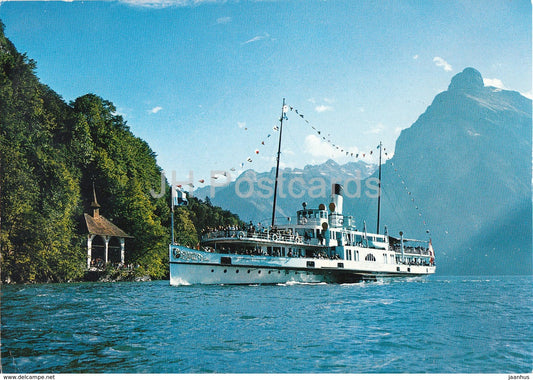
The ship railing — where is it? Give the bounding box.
[390,245,430,255]
[201,230,306,244]
[396,258,435,267]
[343,241,431,257]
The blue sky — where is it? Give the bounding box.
[1,0,531,188]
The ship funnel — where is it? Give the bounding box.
[331,183,343,214]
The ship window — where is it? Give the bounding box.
[258,270,261,274]
[306,261,315,268]
[337,262,344,268]
[365,254,376,262]
[236,269,239,273]
[247,269,251,273]
[223,269,227,273]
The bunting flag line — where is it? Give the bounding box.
[196,102,395,189]
[389,161,431,234]
[196,110,285,186]
[286,104,390,160]
[284,103,431,234]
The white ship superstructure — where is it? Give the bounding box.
[169,99,436,285]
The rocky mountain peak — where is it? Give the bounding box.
[448,67,484,92]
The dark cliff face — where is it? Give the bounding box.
[379,67,532,274]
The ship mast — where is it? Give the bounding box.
[271,98,286,227]
[376,141,382,234]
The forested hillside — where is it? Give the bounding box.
[0,22,241,283]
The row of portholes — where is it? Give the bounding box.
[210,268,307,276]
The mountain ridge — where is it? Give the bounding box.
[353,67,532,275]
[199,67,532,275]
[194,159,377,224]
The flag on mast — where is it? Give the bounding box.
[428,238,435,265]
[172,186,188,210]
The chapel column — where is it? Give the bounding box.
[120,238,125,265]
[87,234,95,269]
[104,235,110,265]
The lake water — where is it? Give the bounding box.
[1,276,531,373]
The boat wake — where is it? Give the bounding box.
[277,281,328,287]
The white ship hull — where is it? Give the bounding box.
[169,245,435,285]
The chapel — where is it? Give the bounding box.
[84,185,132,269]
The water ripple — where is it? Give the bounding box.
[1,276,531,373]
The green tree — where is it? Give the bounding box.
[0,22,244,283]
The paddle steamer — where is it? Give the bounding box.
[169,100,436,285]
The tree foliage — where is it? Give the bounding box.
[0,22,242,283]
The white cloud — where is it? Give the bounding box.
[315,105,333,113]
[413,54,419,60]
[304,135,339,158]
[237,121,246,129]
[304,134,358,160]
[364,123,385,135]
[113,107,129,118]
[433,56,453,72]
[242,33,270,45]
[118,0,225,8]
[483,78,532,99]
[149,106,163,114]
[216,16,232,24]
[3,0,226,5]
[483,78,505,89]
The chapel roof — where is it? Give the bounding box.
[84,183,132,238]
[84,213,132,238]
